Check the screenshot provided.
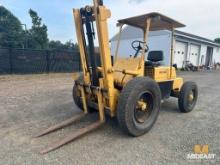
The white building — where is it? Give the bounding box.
[110,26,220,68]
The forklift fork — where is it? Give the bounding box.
[34,85,105,154]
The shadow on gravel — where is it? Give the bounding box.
[160,99,180,114]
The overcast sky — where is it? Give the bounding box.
[1,0,220,43]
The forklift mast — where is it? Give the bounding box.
[73,0,116,112]
[80,6,99,86]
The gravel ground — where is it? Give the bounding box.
[0,71,220,165]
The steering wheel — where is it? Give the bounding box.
[131,40,149,58]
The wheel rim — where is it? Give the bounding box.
[134,91,154,123]
[187,88,196,108]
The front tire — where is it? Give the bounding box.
[72,73,96,113]
[72,74,83,110]
[117,77,161,137]
[178,81,198,113]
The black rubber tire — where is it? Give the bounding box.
[72,73,84,110]
[117,77,161,137]
[178,81,198,113]
[72,73,96,113]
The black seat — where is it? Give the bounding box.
[145,51,164,67]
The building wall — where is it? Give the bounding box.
[213,47,220,64]
[174,41,188,68]
[190,44,200,66]
[200,45,207,65]
[190,44,220,66]
[174,40,220,67]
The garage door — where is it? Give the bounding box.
[189,44,200,66]
[174,41,187,68]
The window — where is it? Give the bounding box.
[217,48,220,52]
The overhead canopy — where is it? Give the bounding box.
[118,12,185,31]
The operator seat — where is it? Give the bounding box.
[145,51,164,67]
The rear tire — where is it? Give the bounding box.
[117,77,161,136]
[178,81,198,113]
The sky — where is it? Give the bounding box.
[1,0,220,43]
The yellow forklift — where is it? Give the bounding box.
[35,0,198,154]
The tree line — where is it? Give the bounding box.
[215,38,220,44]
[0,6,78,50]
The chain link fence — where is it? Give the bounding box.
[0,48,81,74]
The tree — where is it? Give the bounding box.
[28,9,48,49]
[49,40,65,50]
[0,6,25,48]
[64,40,78,50]
[48,40,78,50]
[214,38,220,44]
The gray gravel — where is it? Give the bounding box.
[0,71,220,165]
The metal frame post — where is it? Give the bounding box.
[170,27,174,78]
[114,24,123,63]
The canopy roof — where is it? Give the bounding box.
[118,12,185,31]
